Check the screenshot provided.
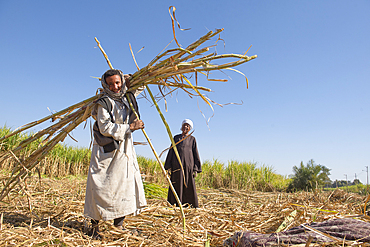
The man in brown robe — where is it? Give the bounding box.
[164,119,202,208]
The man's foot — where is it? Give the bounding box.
[88,225,102,240]
[88,228,102,240]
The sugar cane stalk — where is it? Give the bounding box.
[126,95,186,231]
[145,86,187,188]
[0,95,99,143]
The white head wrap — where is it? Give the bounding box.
[181,119,193,130]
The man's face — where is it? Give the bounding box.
[106,74,122,93]
[181,123,191,135]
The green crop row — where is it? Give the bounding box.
[1,125,290,191]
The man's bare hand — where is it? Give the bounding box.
[130,120,144,131]
[124,74,131,89]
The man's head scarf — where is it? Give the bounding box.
[101,69,127,101]
[181,119,193,130]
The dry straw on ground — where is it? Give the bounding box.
[0,175,368,246]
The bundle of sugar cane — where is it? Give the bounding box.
[0,98,97,201]
[128,28,256,95]
[0,26,256,231]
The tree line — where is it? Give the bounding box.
[287,159,365,192]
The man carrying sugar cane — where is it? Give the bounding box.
[165,119,202,208]
[84,69,146,239]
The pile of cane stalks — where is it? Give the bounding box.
[0,175,369,246]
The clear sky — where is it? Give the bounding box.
[1,1,369,183]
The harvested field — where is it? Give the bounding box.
[0,174,368,246]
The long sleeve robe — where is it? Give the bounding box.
[164,134,201,208]
[84,94,146,221]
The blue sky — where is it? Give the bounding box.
[1,1,369,183]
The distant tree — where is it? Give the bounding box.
[330,179,361,188]
[287,159,331,192]
[331,180,348,188]
[352,179,362,185]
